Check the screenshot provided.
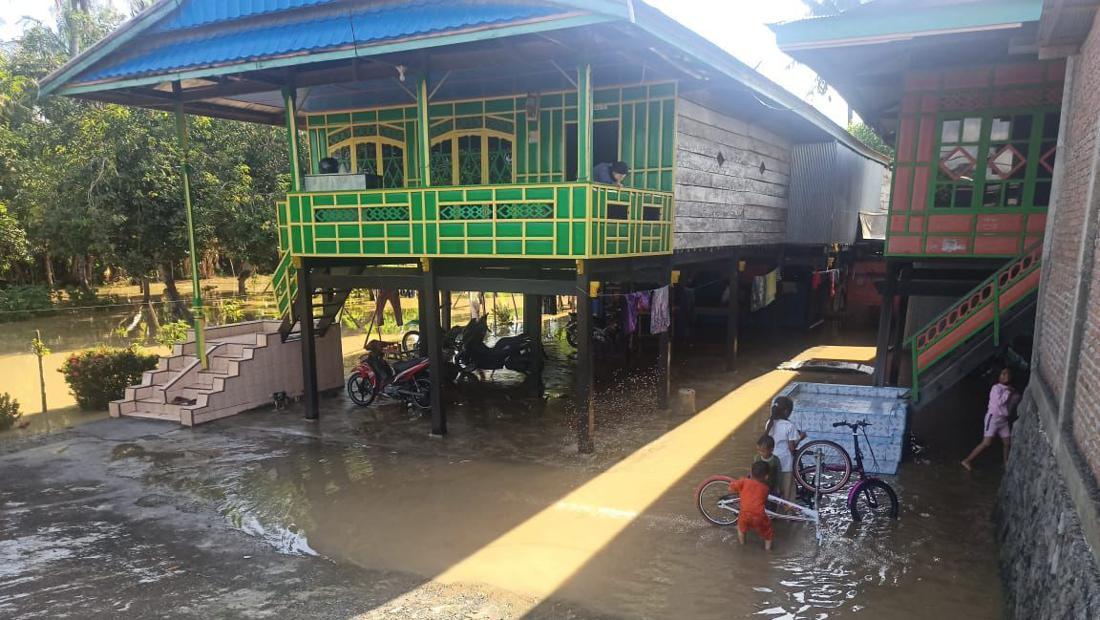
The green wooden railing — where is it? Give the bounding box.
[908,243,1042,402]
[275,182,673,260]
[272,247,297,322]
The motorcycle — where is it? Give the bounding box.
[454,315,537,374]
[347,340,432,410]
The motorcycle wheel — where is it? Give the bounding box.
[411,377,432,410]
[347,373,377,407]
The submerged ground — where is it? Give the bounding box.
[0,327,1004,619]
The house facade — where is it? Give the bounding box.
[42,0,886,449]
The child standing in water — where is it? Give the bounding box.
[962,367,1020,470]
[766,396,806,500]
[727,460,774,550]
[754,434,782,498]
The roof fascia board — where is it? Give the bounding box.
[781,22,1025,51]
[634,5,889,164]
[57,13,614,97]
[773,0,1042,51]
[39,0,180,97]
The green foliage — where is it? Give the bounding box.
[491,303,515,326]
[0,285,55,322]
[30,333,50,358]
[0,203,28,276]
[63,286,118,307]
[0,5,285,291]
[155,320,191,348]
[848,122,894,158]
[218,298,245,324]
[0,393,21,431]
[59,346,158,411]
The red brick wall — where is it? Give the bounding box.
[1037,8,1100,482]
[887,61,1064,257]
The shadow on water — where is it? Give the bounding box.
[114,321,1001,619]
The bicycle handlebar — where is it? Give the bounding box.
[832,420,872,429]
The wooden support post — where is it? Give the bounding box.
[889,293,910,386]
[576,261,594,453]
[422,259,446,436]
[657,260,672,410]
[441,290,452,332]
[524,293,544,393]
[297,261,319,420]
[173,82,206,370]
[726,253,740,372]
[416,76,431,188]
[873,261,899,387]
[576,63,593,182]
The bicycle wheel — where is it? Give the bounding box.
[794,440,852,494]
[401,330,421,354]
[411,377,432,411]
[695,475,741,526]
[849,478,898,521]
[346,373,377,407]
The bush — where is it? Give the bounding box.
[155,320,191,348]
[63,286,119,308]
[59,347,159,411]
[0,285,55,322]
[0,393,21,431]
[219,299,245,324]
[491,303,514,326]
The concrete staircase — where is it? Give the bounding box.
[109,320,344,426]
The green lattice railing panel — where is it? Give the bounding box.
[277,182,673,259]
[272,250,297,320]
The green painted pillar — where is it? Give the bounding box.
[283,87,302,191]
[173,91,207,370]
[416,76,431,187]
[577,63,593,182]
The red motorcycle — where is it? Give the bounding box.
[347,340,432,410]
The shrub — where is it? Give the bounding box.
[0,393,21,431]
[63,286,118,307]
[491,303,514,326]
[59,347,159,411]
[155,320,191,348]
[219,299,245,324]
[0,285,55,322]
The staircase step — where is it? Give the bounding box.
[120,408,180,422]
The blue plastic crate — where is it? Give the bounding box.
[775,383,909,475]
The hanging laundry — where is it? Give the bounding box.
[651,285,670,334]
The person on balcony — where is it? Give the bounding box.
[593,161,630,187]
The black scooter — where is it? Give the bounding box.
[454,315,537,374]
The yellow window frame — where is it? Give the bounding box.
[430,129,516,186]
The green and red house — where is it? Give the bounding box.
[41,0,886,446]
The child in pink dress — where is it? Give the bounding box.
[962,368,1020,470]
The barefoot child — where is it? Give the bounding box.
[766,396,806,500]
[728,460,774,550]
[962,367,1020,470]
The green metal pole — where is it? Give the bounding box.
[416,76,431,187]
[283,87,301,191]
[173,89,207,369]
[576,63,593,182]
[992,278,1001,347]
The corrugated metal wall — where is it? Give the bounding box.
[787,141,887,245]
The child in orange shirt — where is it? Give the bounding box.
[728,460,774,550]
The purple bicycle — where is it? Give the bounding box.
[793,420,899,521]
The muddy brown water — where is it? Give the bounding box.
[101,323,1005,619]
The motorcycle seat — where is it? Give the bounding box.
[392,357,426,374]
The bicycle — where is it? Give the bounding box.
[792,420,899,521]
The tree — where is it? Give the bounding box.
[0,203,28,277]
[848,122,894,158]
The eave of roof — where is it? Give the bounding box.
[38,0,887,163]
[773,0,1042,52]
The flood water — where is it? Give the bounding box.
[114,320,1004,619]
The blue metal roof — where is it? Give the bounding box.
[152,0,340,33]
[76,0,566,83]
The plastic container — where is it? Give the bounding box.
[776,382,909,475]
